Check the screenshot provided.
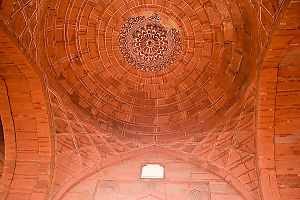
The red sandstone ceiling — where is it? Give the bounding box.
[1,0,299,199]
[42,0,259,141]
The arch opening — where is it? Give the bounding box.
[141,164,164,179]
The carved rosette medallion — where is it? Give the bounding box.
[119,13,182,72]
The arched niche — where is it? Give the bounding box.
[53,146,254,200]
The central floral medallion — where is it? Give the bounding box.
[119,13,182,73]
[132,24,168,63]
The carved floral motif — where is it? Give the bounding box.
[119,13,182,72]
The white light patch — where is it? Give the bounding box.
[141,164,164,179]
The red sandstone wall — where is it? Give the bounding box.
[0,28,54,200]
[62,151,244,200]
[257,1,300,199]
[274,17,300,199]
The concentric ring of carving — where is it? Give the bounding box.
[119,13,182,72]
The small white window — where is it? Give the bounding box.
[141,164,164,179]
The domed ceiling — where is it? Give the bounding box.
[2,0,300,199]
[43,0,258,141]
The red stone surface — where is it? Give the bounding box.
[40,0,260,141]
[0,0,299,199]
[0,28,54,200]
[62,150,244,200]
[0,118,4,177]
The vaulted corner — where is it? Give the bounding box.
[0,0,299,199]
